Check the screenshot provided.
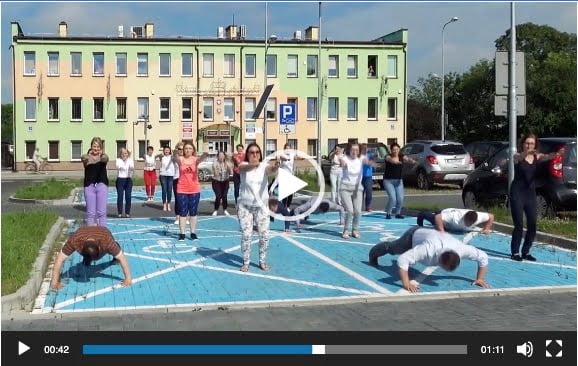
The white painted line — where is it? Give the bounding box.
[290,235,375,246]
[188,263,375,295]
[487,256,577,269]
[281,235,392,295]
[124,253,186,265]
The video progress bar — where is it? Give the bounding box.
[83,345,468,355]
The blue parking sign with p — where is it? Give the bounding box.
[280,104,296,124]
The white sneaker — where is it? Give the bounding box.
[223,210,230,216]
[212,211,218,216]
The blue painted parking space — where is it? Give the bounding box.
[34,212,577,313]
[76,186,234,204]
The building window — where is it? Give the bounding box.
[182,98,192,120]
[203,53,214,77]
[368,138,378,144]
[24,51,35,75]
[160,98,171,121]
[368,98,378,120]
[307,139,318,157]
[348,138,358,144]
[328,139,338,154]
[266,139,277,156]
[159,140,171,149]
[287,98,298,121]
[224,54,235,77]
[347,97,358,120]
[245,98,256,120]
[307,55,318,77]
[48,141,59,161]
[48,98,59,121]
[287,139,298,150]
[266,98,276,120]
[328,55,338,77]
[137,53,148,76]
[116,98,127,120]
[266,54,277,77]
[224,98,235,121]
[159,53,171,76]
[138,140,150,160]
[25,141,36,160]
[137,97,149,120]
[245,54,256,77]
[368,55,377,77]
[387,55,398,78]
[328,97,338,120]
[287,55,298,77]
[71,98,82,121]
[347,55,357,78]
[116,53,127,76]
[116,140,127,154]
[387,138,398,146]
[25,98,36,121]
[48,52,59,76]
[93,52,104,75]
[387,98,397,120]
[181,53,193,76]
[203,98,214,120]
[307,97,317,120]
[71,140,82,161]
[93,98,104,121]
[70,52,82,76]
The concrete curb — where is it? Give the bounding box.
[7,285,576,319]
[9,187,78,205]
[403,208,576,250]
[1,217,65,313]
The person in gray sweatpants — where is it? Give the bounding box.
[338,143,364,239]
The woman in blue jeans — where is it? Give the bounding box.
[115,148,134,218]
[383,143,415,219]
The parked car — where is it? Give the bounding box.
[399,140,475,190]
[197,154,217,182]
[465,141,508,168]
[321,143,390,186]
[462,137,577,217]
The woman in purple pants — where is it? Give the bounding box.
[81,137,109,226]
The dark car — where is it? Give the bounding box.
[462,137,577,217]
[321,143,390,186]
[465,141,508,168]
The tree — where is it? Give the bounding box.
[1,104,13,143]
[407,73,442,140]
[495,23,577,137]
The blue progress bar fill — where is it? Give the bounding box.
[83,345,314,355]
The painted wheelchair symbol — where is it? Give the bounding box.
[143,240,197,254]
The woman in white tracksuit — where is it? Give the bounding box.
[330,145,344,205]
[338,143,364,239]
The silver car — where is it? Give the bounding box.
[400,140,475,189]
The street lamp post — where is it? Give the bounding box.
[441,16,458,141]
[263,2,268,151]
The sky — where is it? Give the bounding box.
[1,1,576,104]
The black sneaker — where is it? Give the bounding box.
[395,214,405,219]
[178,234,185,241]
[522,254,536,261]
[386,214,392,220]
[190,233,198,241]
[511,254,523,262]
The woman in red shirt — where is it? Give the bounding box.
[175,141,208,241]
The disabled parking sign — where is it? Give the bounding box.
[280,104,296,124]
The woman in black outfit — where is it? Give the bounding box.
[382,143,415,219]
[510,133,564,261]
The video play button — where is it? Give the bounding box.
[277,168,308,201]
[18,341,30,356]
